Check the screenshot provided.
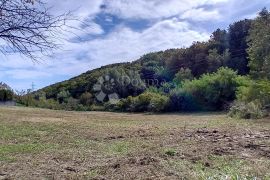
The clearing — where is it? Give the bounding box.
[0,107,269,179]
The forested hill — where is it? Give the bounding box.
[37,18,251,97]
[20,8,270,118]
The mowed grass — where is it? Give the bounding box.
[0,107,269,179]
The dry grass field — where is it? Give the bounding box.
[0,107,270,179]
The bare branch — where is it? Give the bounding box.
[0,0,70,61]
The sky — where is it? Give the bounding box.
[0,0,270,90]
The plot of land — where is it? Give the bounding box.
[0,107,270,179]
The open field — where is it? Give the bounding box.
[0,107,270,179]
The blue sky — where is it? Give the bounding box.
[0,0,269,90]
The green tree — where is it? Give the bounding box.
[182,67,240,110]
[0,89,13,101]
[57,90,70,104]
[80,92,93,106]
[248,8,270,79]
[207,49,230,73]
[209,28,228,54]
[228,19,252,75]
[173,68,193,85]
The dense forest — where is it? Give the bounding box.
[15,8,270,119]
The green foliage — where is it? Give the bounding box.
[103,68,146,99]
[57,90,70,104]
[236,80,270,106]
[173,68,193,85]
[228,10,270,119]
[209,28,229,54]
[118,92,169,112]
[140,58,171,85]
[79,92,93,106]
[181,68,241,110]
[207,49,230,73]
[90,105,105,111]
[0,89,13,101]
[25,12,268,115]
[248,8,270,79]
[229,101,266,119]
[229,78,270,119]
[16,94,62,110]
[169,88,199,111]
[166,42,210,77]
[228,19,251,75]
[164,149,176,156]
[64,97,79,111]
[148,93,169,112]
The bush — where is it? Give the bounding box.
[169,88,199,111]
[148,94,169,112]
[57,90,70,104]
[117,92,169,112]
[236,80,270,107]
[229,79,270,119]
[181,67,241,110]
[104,101,119,112]
[229,101,267,119]
[90,104,106,111]
[16,94,63,110]
[173,68,194,85]
[0,89,13,101]
[64,97,79,111]
[79,92,93,106]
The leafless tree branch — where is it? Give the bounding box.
[0,0,71,61]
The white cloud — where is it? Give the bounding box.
[103,0,229,19]
[46,0,103,19]
[180,8,221,21]
[0,17,209,90]
[1,0,267,90]
[74,18,209,68]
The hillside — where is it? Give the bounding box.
[16,9,270,119]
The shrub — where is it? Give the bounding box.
[148,94,169,112]
[104,101,119,112]
[57,90,70,104]
[169,88,199,111]
[115,96,134,111]
[236,80,270,107]
[42,99,62,110]
[229,79,270,119]
[229,101,266,119]
[173,68,194,85]
[0,89,13,101]
[79,92,93,106]
[181,67,241,110]
[64,97,79,111]
[118,92,169,112]
[90,104,106,111]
